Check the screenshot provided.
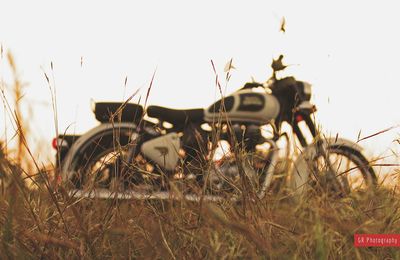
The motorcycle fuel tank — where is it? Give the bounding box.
[204,89,280,125]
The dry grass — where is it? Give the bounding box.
[1,53,400,259]
[1,166,400,259]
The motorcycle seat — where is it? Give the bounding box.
[94,102,144,123]
[147,105,204,124]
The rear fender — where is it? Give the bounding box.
[61,122,138,181]
[54,134,81,167]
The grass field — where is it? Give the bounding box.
[0,152,399,259]
[1,53,400,259]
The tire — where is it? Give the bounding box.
[291,141,377,195]
[62,124,140,191]
[308,144,377,194]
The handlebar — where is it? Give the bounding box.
[237,55,289,92]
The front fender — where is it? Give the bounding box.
[288,137,365,195]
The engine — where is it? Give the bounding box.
[208,156,259,195]
[230,124,264,151]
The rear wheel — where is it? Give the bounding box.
[63,126,142,192]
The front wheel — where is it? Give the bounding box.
[290,139,377,196]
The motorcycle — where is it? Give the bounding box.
[56,55,377,201]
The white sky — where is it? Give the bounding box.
[1,0,400,167]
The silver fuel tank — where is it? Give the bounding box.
[204,88,280,125]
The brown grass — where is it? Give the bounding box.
[1,169,400,259]
[0,54,399,259]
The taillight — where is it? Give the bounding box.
[52,138,58,149]
[52,137,68,150]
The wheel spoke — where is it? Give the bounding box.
[308,146,375,194]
